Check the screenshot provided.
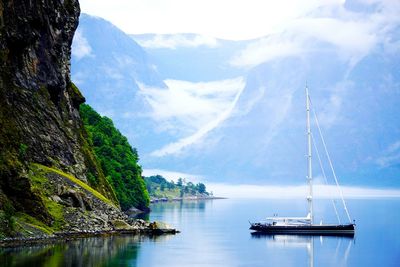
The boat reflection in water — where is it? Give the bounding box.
[251,233,354,267]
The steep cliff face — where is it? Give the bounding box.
[0,0,118,228]
[0,0,78,91]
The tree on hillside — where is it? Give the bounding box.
[177,178,183,187]
[196,183,206,194]
[80,104,149,211]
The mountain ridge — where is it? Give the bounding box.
[72,17,400,188]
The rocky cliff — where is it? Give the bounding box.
[0,0,131,237]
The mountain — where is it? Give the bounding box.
[71,14,171,154]
[72,23,250,163]
[72,15,400,188]
[132,33,400,187]
[131,33,249,81]
[164,56,399,184]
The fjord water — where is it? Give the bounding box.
[1,198,399,267]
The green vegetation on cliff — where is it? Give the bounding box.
[0,0,145,239]
[80,104,149,211]
[145,175,210,200]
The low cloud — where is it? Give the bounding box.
[312,81,353,128]
[139,77,245,138]
[150,78,245,156]
[136,34,219,49]
[231,1,400,68]
[230,34,304,67]
[376,140,400,168]
[208,183,400,199]
[72,29,93,60]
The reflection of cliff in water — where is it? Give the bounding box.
[0,235,169,267]
[150,200,207,213]
[132,201,209,221]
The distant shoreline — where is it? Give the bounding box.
[150,196,227,203]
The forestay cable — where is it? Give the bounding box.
[311,132,341,224]
[309,96,352,223]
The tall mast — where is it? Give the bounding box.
[306,85,313,224]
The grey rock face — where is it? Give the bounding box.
[1,0,80,91]
[0,0,118,221]
[0,0,87,177]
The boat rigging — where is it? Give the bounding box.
[249,85,355,235]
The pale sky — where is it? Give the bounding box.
[78,0,380,40]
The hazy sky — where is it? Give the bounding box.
[78,0,381,40]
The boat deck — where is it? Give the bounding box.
[250,223,355,236]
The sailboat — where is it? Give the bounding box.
[249,86,355,236]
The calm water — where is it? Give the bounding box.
[1,198,400,266]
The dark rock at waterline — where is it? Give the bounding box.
[0,219,180,247]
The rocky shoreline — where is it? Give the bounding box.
[0,219,179,248]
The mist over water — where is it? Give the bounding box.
[207,183,400,199]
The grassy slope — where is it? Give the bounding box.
[33,163,115,206]
[4,163,117,237]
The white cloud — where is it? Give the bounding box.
[150,78,245,156]
[136,34,219,49]
[376,154,400,168]
[79,0,330,40]
[139,77,245,133]
[230,34,304,67]
[99,65,124,81]
[79,0,400,42]
[234,86,266,117]
[230,18,377,68]
[313,82,352,128]
[142,168,203,182]
[72,28,93,60]
[78,0,400,68]
[231,1,400,67]
[208,183,400,199]
[376,140,400,168]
